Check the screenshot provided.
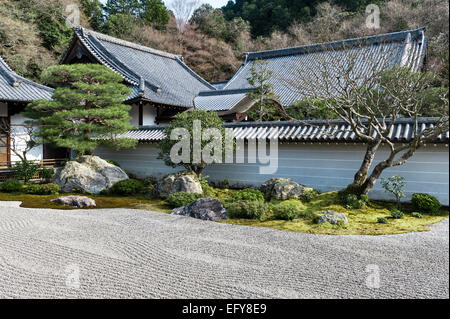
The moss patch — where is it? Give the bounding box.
[0,192,172,213]
[222,192,449,236]
[2,190,447,236]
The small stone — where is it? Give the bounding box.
[155,171,203,197]
[260,178,307,200]
[51,196,96,208]
[316,210,348,225]
[171,197,227,221]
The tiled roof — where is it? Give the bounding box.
[194,88,253,111]
[203,28,427,110]
[117,118,449,144]
[0,56,53,102]
[65,27,215,107]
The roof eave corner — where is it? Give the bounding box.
[59,27,83,65]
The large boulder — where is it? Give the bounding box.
[155,171,203,197]
[51,196,96,208]
[52,156,128,194]
[316,210,349,225]
[171,197,227,222]
[260,178,307,201]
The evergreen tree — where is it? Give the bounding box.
[246,60,279,121]
[80,0,105,31]
[140,0,170,30]
[23,64,137,155]
[104,0,170,30]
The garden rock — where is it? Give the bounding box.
[316,210,349,225]
[171,197,227,222]
[52,156,128,194]
[260,178,307,200]
[155,171,203,197]
[51,196,96,208]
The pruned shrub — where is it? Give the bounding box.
[167,192,203,208]
[39,168,55,183]
[299,189,320,203]
[225,200,269,220]
[391,210,404,219]
[411,193,441,215]
[229,188,265,202]
[110,179,146,196]
[0,179,23,193]
[273,201,301,221]
[25,183,60,195]
[344,194,366,210]
[411,212,423,219]
[12,160,40,183]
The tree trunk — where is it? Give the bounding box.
[346,140,381,193]
[359,148,416,195]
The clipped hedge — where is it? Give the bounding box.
[225,200,269,220]
[25,183,60,195]
[110,179,146,196]
[272,201,301,221]
[0,179,23,193]
[411,193,441,215]
[229,188,265,202]
[167,192,203,208]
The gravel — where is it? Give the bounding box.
[0,204,448,299]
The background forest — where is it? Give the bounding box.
[0,0,448,86]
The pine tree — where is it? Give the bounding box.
[23,64,137,155]
[246,60,279,122]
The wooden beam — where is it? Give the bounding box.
[139,102,143,126]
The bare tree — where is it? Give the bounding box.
[0,119,39,162]
[170,0,200,33]
[280,40,449,195]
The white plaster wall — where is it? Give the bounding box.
[95,142,450,205]
[130,104,139,126]
[10,114,43,162]
[129,103,157,126]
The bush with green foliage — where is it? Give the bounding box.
[411,193,441,215]
[299,189,320,203]
[411,212,423,219]
[0,179,23,193]
[381,176,406,210]
[167,192,204,208]
[377,217,388,224]
[39,168,55,183]
[225,200,269,220]
[110,179,146,196]
[12,160,40,183]
[391,210,404,219]
[25,183,60,195]
[343,194,366,210]
[287,98,339,120]
[229,189,265,202]
[272,201,301,221]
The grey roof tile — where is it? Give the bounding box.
[194,88,253,111]
[118,118,448,144]
[0,56,53,103]
[203,28,427,110]
[70,27,215,107]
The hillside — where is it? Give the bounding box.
[0,0,448,85]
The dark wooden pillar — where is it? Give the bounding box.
[138,102,143,126]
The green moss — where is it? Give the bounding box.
[221,191,449,236]
[0,192,172,213]
[2,190,447,236]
